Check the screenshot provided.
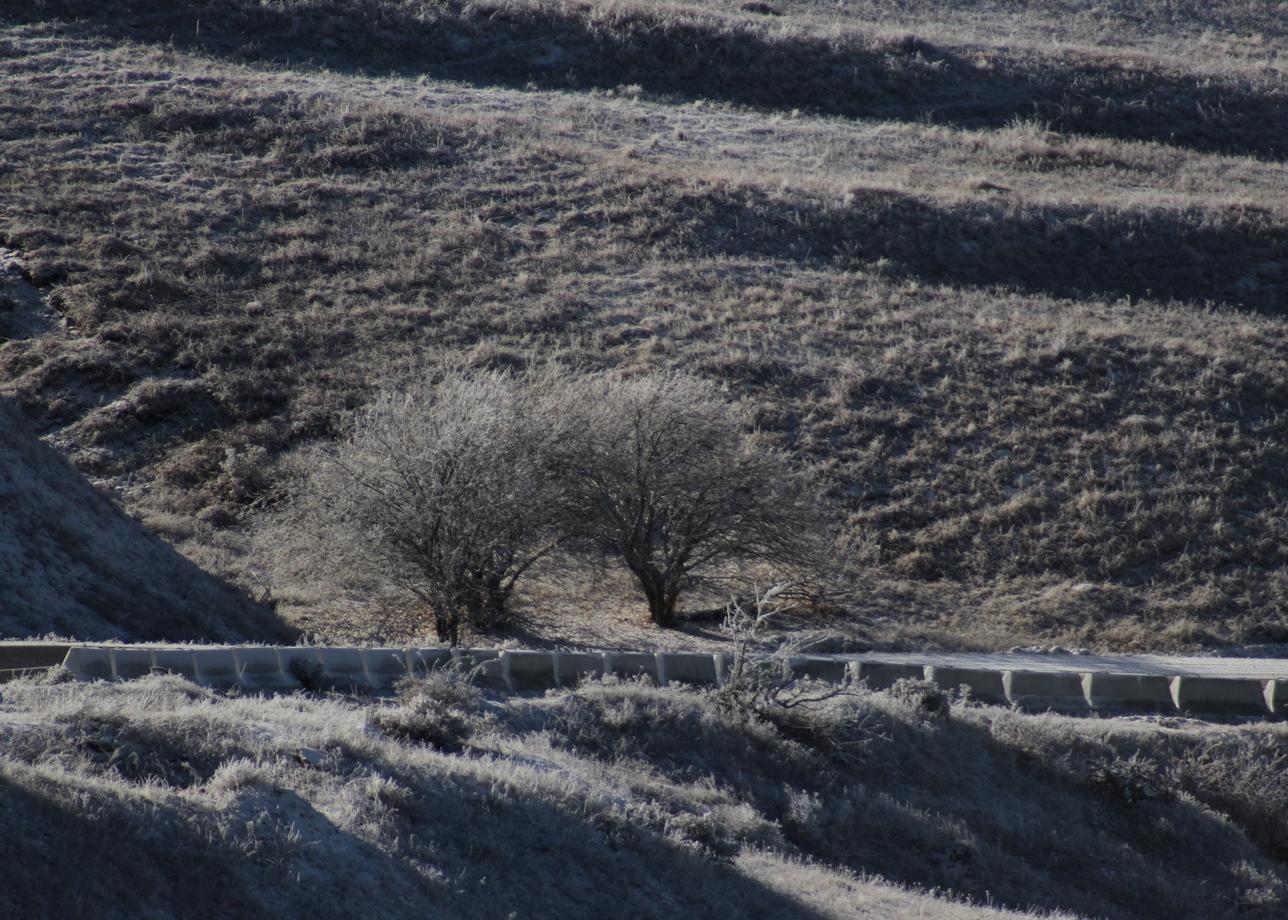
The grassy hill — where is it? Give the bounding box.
[4,6,1288,916]
[0,399,293,641]
[3,670,1285,918]
[1,0,1287,648]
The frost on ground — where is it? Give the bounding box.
[0,401,292,641]
[1,1,1287,651]
[1,673,1284,919]
[0,248,57,341]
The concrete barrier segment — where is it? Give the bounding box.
[192,649,240,688]
[453,648,507,690]
[111,648,156,681]
[409,648,453,676]
[317,648,370,688]
[605,652,658,682]
[234,648,287,690]
[658,653,720,686]
[1170,676,1271,716]
[553,651,607,687]
[366,649,412,688]
[924,666,1008,704]
[1003,670,1089,712]
[0,644,73,681]
[851,661,931,691]
[1081,672,1175,712]
[150,649,199,681]
[504,651,558,691]
[1266,680,1285,716]
[786,656,850,684]
[62,646,115,682]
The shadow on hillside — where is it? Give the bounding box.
[0,770,839,920]
[0,779,432,919]
[670,184,1288,314]
[556,698,1281,920]
[0,398,296,643]
[831,716,1284,918]
[9,0,1288,161]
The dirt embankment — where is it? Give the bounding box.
[0,395,293,642]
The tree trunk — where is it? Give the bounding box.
[640,576,678,627]
[434,610,459,647]
[478,574,508,629]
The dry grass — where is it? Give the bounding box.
[2,672,1286,918]
[0,0,1287,649]
[0,400,290,641]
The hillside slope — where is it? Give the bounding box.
[0,0,1286,649]
[3,673,1285,918]
[0,399,292,641]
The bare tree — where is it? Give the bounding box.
[287,369,564,645]
[549,372,826,627]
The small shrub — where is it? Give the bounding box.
[714,589,875,761]
[886,678,951,723]
[369,670,482,751]
[1085,753,1167,806]
[284,656,323,691]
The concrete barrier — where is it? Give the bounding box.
[925,666,1007,704]
[366,649,411,688]
[0,643,72,681]
[43,645,1288,721]
[111,648,156,681]
[1003,670,1089,712]
[851,661,926,690]
[504,651,558,691]
[278,648,322,687]
[553,651,606,687]
[605,652,658,682]
[658,653,719,686]
[1266,680,1285,716]
[786,656,850,684]
[317,648,369,688]
[192,649,240,688]
[409,648,453,676]
[235,648,287,690]
[63,646,115,682]
[151,649,199,681]
[1082,672,1175,712]
[453,648,507,689]
[1170,676,1271,716]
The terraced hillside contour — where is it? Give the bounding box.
[1,0,1286,650]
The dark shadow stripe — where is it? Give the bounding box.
[7,0,1288,160]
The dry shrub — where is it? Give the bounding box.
[368,669,483,751]
[282,368,568,643]
[549,372,830,626]
[885,677,951,723]
[1169,732,1288,864]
